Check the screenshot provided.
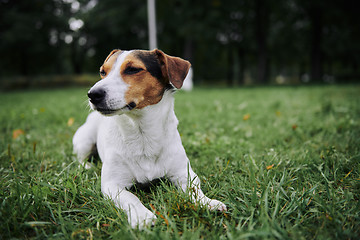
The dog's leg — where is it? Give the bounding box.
[172,167,227,212]
[72,112,99,168]
[101,181,157,229]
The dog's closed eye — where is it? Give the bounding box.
[124,67,144,75]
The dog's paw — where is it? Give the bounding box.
[83,162,93,169]
[77,161,92,169]
[128,208,157,229]
[208,199,227,212]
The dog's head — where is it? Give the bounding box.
[87,49,191,116]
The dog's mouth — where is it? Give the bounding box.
[93,102,137,116]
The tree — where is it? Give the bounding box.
[0,0,71,76]
[1,0,359,85]
[254,0,270,84]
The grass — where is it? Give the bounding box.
[0,85,359,239]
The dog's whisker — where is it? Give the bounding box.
[81,99,89,106]
[80,99,92,111]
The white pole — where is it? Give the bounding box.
[147,0,157,50]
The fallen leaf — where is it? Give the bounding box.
[33,141,37,154]
[150,203,169,226]
[266,164,274,170]
[67,117,74,127]
[340,169,353,182]
[326,214,333,221]
[243,114,251,121]
[276,111,281,116]
[12,129,25,139]
[292,124,297,130]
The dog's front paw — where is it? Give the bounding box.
[128,208,157,229]
[83,162,93,169]
[75,158,93,169]
[208,199,227,212]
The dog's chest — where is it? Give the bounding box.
[117,134,170,183]
[99,115,175,183]
[125,130,163,158]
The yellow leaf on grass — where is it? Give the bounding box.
[243,114,251,121]
[150,203,169,226]
[276,111,281,116]
[12,129,25,139]
[266,164,274,170]
[67,117,75,127]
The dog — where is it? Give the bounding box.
[73,49,227,228]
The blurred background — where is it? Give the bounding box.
[0,0,359,89]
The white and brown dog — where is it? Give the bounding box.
[73,49,226,228]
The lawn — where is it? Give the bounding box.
[0,85,359,239]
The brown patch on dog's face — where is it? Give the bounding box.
[99,50,122,78]
[92,49,191,114]
[120,50,166,109]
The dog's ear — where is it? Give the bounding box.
[104,49,120,63]
[153,49,191,89]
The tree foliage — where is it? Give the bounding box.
[0,0,359,84]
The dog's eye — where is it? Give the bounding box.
[100,70,106,77]
[124,67,143,75]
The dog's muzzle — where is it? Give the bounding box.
[87,88,136,114]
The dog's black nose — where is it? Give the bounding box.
[88,89,106,104]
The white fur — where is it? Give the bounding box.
[88,51,132,115]
[73,50,226,229]
[182,67,193,91]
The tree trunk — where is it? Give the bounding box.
[255,0,269,84]
[227,46,234,86]
[309,8,323,82]
[238,47,245,85]
[20,50,31,88]
[20,50,29,76]
[183,38,194,63]
[71,39,83,74]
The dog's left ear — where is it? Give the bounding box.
[153,49,191,89]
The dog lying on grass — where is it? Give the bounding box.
[73,49,226,228]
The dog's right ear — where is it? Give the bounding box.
[104,49,120,63]
[153,49,191,89]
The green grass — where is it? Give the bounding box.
[0,85,359,239]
